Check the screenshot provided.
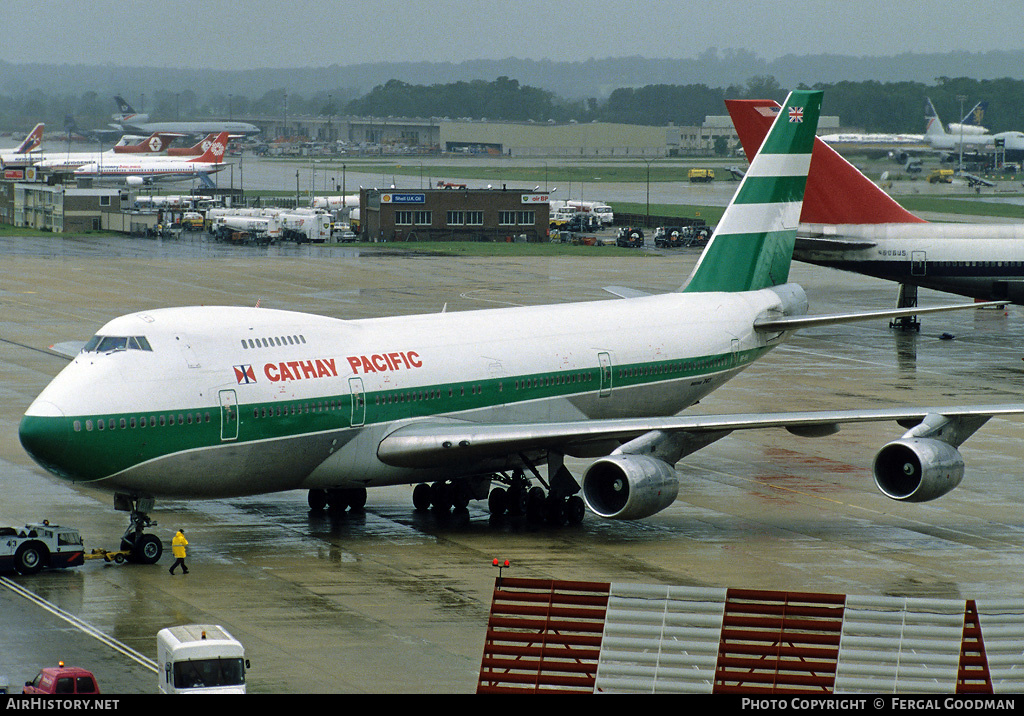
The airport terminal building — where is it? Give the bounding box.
[360,186,551,242]
[253,114,842,157]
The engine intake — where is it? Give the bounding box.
[872,438,964,502]
[581,454,679,520]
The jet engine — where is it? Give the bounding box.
[125,176,145,187]
[581,454,679,520]
[872,437,964,502]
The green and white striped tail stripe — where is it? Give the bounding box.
[683,90,823,294]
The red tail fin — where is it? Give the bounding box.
[167,133,216,156]
[15,123,44,154]
[194,132,229,163]
[726,99,925,225]
[113,132,176,154]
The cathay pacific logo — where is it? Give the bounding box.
[234,365,257,384]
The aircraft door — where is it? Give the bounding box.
[598,352,613,397]
[349,377,366,427]
[911,251,927,276]
[218,389,239,442]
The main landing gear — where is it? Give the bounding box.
[307,487,368,513]
[114,494,163,564]
[412,465,586,526]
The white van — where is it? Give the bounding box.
[157,625,248,694]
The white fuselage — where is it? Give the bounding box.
[21,287,800,499]
[796,222,1024,302]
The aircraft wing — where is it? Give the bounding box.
[49,341,85,358]
[376,404,1024,468]
[754,300,1009,332]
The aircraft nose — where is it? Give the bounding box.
[19,401,75,480]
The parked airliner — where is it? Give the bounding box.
[33,133,179,172]
[72,132,230,187]
[728,98,1024,308]
[0,123,45,168]
[20,91,1021,563]
[113,96,259,138]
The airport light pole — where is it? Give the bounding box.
[643,158,655,228]
[957,95,966,172]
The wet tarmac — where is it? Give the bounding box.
[2,233,1024,693]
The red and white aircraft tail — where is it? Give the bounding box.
[167,133,217,156]
[193,132,230,163]
[725,99,925,225]
[13,123,45,154]
[112,132,178,154]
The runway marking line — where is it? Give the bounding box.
[1,575,158,674]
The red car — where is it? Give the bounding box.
[23,664,100,695]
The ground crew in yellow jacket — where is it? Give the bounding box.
[169,529,189,575]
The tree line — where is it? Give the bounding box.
[4,75,1024,135]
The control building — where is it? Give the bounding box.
[359,186,551,243]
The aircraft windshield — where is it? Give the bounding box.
[82,335,153,353]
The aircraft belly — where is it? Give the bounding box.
[101,428,358,499]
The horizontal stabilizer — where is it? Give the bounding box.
[603,286,653,299]
[795,236,877,250]
[753,300,1008,332]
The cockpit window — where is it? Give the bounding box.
[83,335,153,353]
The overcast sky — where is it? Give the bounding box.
[4,0,1023,70]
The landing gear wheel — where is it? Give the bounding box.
[308,489,328,511]
[544,494,566,526]
[430,482,452,513]
[326,488,366,513]
[413,483,432,512]
[565,495,586,525]
[347,488,367,512]
[487,487,507,516]
[526,487,547,523]
[14,542,46,575]
[129,533,163,565]
[506,485,528,516]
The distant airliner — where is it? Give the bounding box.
[0,123,45,168]
[20,91,1021,564]
[924,98,1024,161]
[72,131,231,187]
[728,98,1024,309]
[33,133,179,172]
[112,95,260,138]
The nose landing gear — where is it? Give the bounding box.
[114,493,163,564]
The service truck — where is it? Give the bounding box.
[157,625,248,694]
[23,664,100,695]
[0,522,84,575]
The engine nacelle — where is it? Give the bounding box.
[125,176,145,187]
[581,454,679,520]
[872,438,964,502]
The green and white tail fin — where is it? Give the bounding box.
[681,89,822,293]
